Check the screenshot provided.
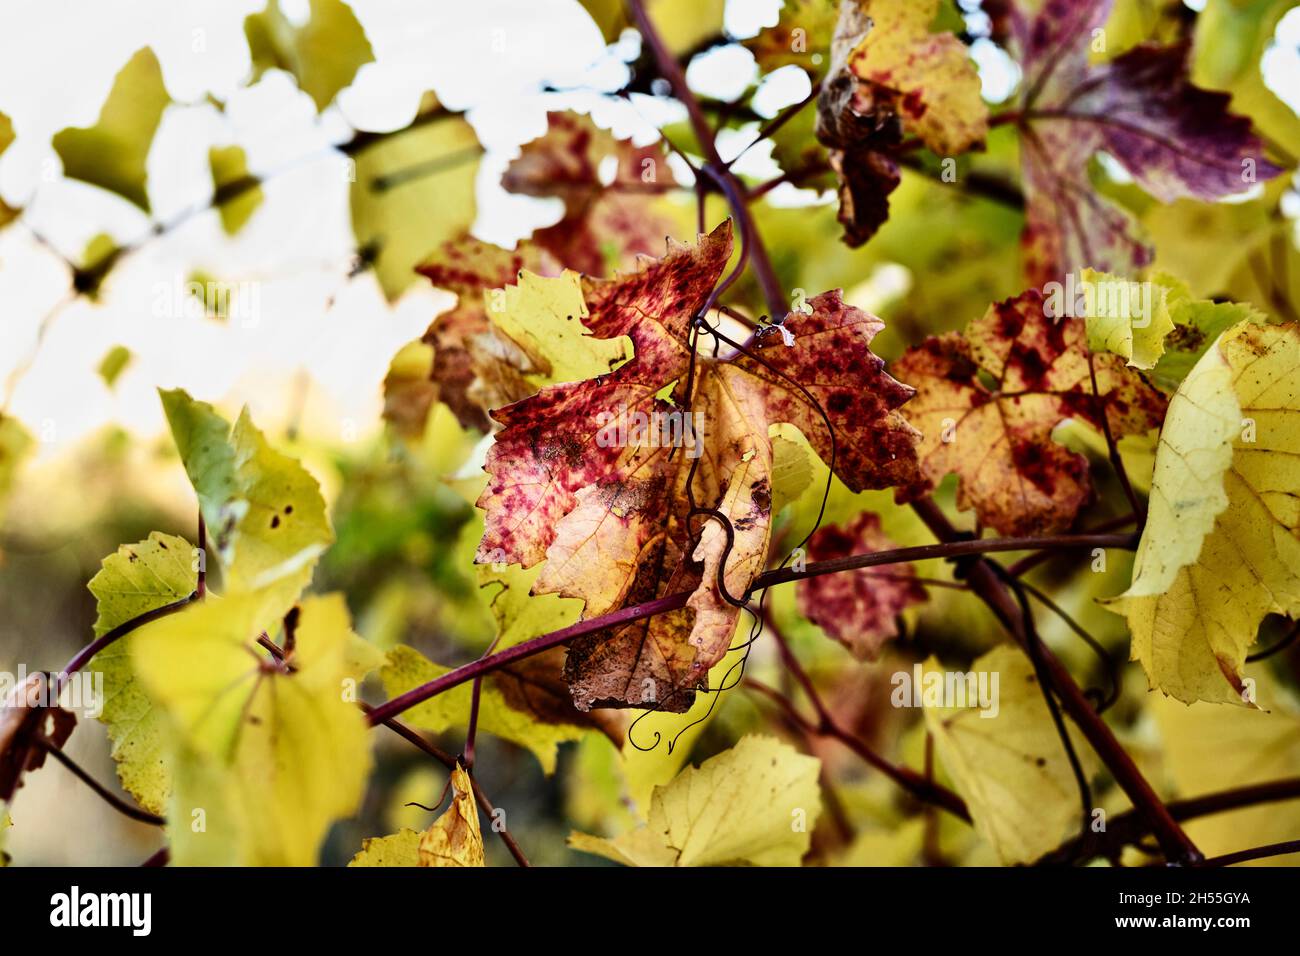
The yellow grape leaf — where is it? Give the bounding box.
[418,765,485,867]
[209,145,263,235]
[87,532,196,815]
[848,0,989,156]
[487,271,630,387]
[349,765,485,867]
[1119,333,1239,597]
[744,0,841,80]
[1109,322,1300,704]
[569,735,822,866]
[350,97,480,300]
[52,47,169,211]
[1081,269,1176,369]
[922,646,1099,865]
[244,0,374,112]
[349,828,421,867]
[132,592,372,866]
[0,110,16,227]
[380,644,608,774]
[1153,673,1300,865]
[160,388,332,625]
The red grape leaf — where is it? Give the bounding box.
[797,512,927,660]
[477,223,922,710]
[894,287,1166,536]
[503,112,682,276]
[1002,0,1281,284]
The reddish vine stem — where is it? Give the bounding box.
[57,591,198,691]
[908,498,1202,865]
[1038,776,1300,864]
[1200,839,1300,867]
[627,0,786,319]
[758,613,973,821]
[364,532,1130,727]
[37,737,166,827]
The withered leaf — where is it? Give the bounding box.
[478,223,921,711]
[894,287,1166,536]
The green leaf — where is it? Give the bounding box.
[1109,321,1300,704]
[922,646,1099,865]
[569,735,822,866]
[209,145,263,235]
[1081,269,1176,370]
[244,0,374,112]
[87,532,196,815]
[52,47,169,211]
[131,592,372,865]
[159,388,332,625]
[349,100,480,300]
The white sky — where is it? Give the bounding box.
[0,0,1296,465]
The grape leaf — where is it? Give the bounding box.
[87,532,196,815]
[379,645,620,774]
[478,223,921,710]
[348,828,421,867]
[0,110,16,227]
[416,765,485,867]
[796,511,927,660]
[1108,321,1300,705]
[1080,269,1177,370]
[160,388,332,626]
[51,47,169,212]
[569,735,821,866]
[894,287,1167,535]
[1001,0,1281,285]
[922,646,1098,865]
[96,345,133,388]
[745,0,840,81]
[815,0,987,246]
[131,592,372,865]
[244,0,374,112]
[350,96,480,300]
[1152,673,1300,863]
[209,145,263,236]
[502,112,683,277]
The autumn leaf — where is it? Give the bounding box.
[894,287,1167,536]
[477,223,921,710]
[1108,321,1300,705]
[51,47,169,211]
[815,0,988,246]
[796,512,927,660]
[87,532,196,815]
[745,0,840,81]
[922,646,1098,865]
[417,765,485,867]
[131,592,372,865]
[1001,0,1281,285]
[569,735,821,866]
[502,112,683,277]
